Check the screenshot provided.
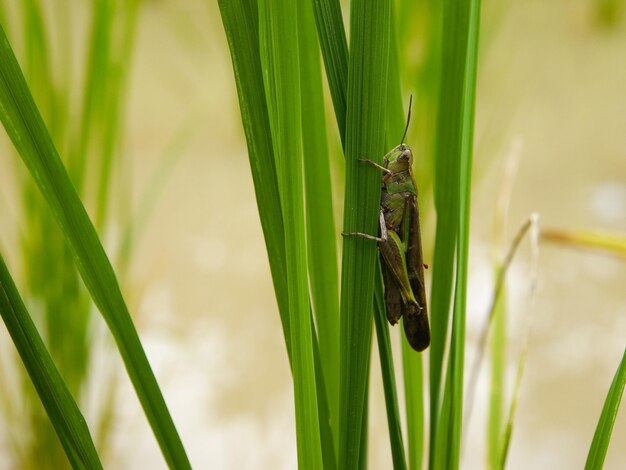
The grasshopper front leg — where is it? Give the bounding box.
[342,210,388,242]
[357,158,392,175]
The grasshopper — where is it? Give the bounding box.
[343,97,430,351]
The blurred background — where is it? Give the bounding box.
[0,0,625,468]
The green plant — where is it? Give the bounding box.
[0,2,190,467]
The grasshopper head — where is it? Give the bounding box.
[385,143,413,173]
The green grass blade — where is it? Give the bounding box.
[70,0,112,191]
[259,1,323,468]
[312,329,338,470]
[299,0,340,452]
[497,324,529,470]
[93,0,140,229]
[218,3,337,467]
[488,283,506,469]
[433,368,453,470]
[402,334,425,470]
[447,0,482,467]
[0,26,191,469]
[217,0,290,346]
[374,267,408,470]
[584,349,626,470]
[428,0,482,467]
[339,0,391,467]
[0,254,103,470]
[311,0,349,144]
[428,50,460,470]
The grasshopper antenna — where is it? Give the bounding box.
[400,94,413,146]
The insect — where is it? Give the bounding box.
[343,97,430,351]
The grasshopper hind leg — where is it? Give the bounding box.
[342,211,388,242]
[380,258,403,325]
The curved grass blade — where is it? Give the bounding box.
[0,26,191,469]
[0,254,102,470]
[584,349,626,470]
[216,0,290,345]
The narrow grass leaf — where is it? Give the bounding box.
[0,26,191,469]
[218,3,336,467]
[428,0,482,467]
[488,283,506,469]
[259,1,323,468]
[584,349,626,470]
[311,0,349,144]
[299,0,340,452]
[0,254,102,470]
[93,0,140,229]
[340,0,391,467]
[374,268,408,470]
[217,0,290,346]
[447,0,482,467]
[402,334,425,470]
[428,21,461,467]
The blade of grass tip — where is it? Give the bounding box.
[464,216,534,443]
[486,138,522,470]
[311,0,349,144]
[0,26,191,469]
[584,349,626,470]
[340,0,391,467]
[0,254,103,470]
[374,267,408,470]
[447,0,482,467]
[259,0,323,468]
[299,0,340,453]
